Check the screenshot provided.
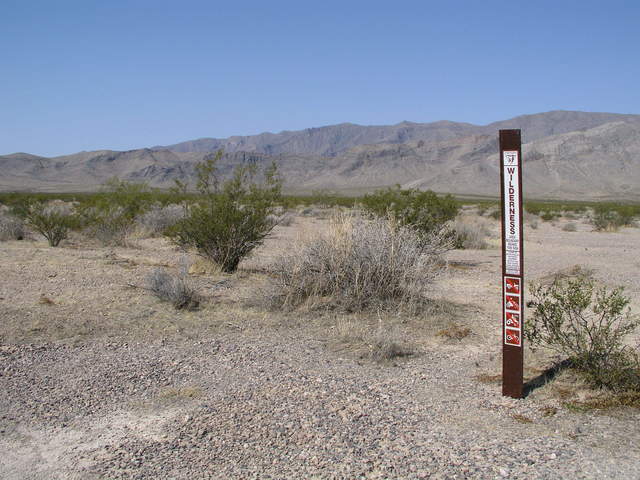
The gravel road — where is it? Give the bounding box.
[1,334,639,479]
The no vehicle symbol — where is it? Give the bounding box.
[505,277,520,294]
[505,294,520,312]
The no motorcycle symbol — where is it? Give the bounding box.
[505,312,520,329]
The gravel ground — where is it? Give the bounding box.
[1,214,639,479]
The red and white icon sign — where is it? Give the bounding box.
[505,277,520,294]
[505,294,520,312]
[505,328,521,346]
[505,312,520,329]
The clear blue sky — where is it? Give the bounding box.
[2,0,639,156]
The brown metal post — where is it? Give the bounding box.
[499,129,524,398]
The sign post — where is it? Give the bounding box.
[499,129,524,398]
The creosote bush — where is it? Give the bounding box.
[146,267,200,311]
[526,272,640,391]
[167,150,282,273]
[361,187,459,237]
[25,202,78,247]
[269,213,450,313]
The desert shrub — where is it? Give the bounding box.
[526,272,640,391]
[591,204,638,231]
[136,203,185,237]
[361,187,459,237]
[488,209,501,221]
[540,211,559,222]
[24,202,78,247]
[98,177,154,218]
[77,179,160,245]
[82,205,135,246]
[269,213,450,313]
[0,213,26,241]
[146,267,200,310]
[562,222,577,232]
[166,150,282,273]
[452,217,491,249]
[369,329,414,363]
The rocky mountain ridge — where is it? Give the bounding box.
[2,111,639,201]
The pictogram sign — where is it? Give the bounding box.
[505,277,520,294]
[505,312,520,329]
[505,294,520,312]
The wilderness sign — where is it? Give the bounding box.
[499,129,524,399]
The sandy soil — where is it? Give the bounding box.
[1,212,639,479]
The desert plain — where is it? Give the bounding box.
[1,208,639,479]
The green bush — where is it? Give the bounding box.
[361,187,459,236]
[167,151,281,273]
[591,203,638,231]
[78,179,154,245]
[25,202,79,247]
[526,272,640,391]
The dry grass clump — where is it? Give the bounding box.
[369,329,414,363]
[136,203,185,237]
[437,323,472,340]
[562,222,577,232]
[452,216,491,249]
[146,267,200,311]
[332,318,414,363]
[475,373,502,384]
[0,213,26,241]
[268,213,450,313]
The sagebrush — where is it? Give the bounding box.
[451,216,491,249]
[0,213,26,241]
[136,203,185,237]
[146,267,200,311]
[269,213,450,312]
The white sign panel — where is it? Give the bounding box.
[503,151,521,276]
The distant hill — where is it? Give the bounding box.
[1,111,639,201]
[157,110,640,157]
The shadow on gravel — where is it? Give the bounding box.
[524,358,573,397]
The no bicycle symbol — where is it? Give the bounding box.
[505,328,521,347]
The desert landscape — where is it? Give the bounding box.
[1,201,639,479]
[3,3,640,478]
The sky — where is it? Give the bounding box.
[1,0,639,156]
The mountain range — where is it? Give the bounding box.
[2,110,639,201]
